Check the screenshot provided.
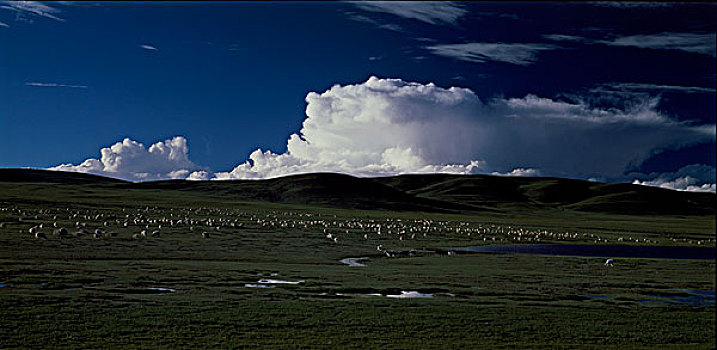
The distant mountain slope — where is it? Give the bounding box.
[0,168,126,185]
[373,174,715,215]
[0,169,714,215]
[127,173,475,212]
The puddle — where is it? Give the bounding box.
[672,289,715,296]
[643,291,715,306]
[580,294,611,300]
[340,257,368,267]
[257,279,303,285]
[0,283,12,288]
[244,284,275,288]
[386,291,435,299]
[452,244,716,260]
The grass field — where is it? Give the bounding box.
[0,172,715,348]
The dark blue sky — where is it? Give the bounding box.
[0,2,715,188]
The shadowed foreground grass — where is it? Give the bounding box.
[0,179,714,348]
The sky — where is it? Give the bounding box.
[0,1,715,192]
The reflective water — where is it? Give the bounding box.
[386,291,434,299]
[340,257,368,267]
[257,279,303,285]
[452,244,716,260]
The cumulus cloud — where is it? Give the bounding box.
[425,43,556,66]
[47,78,714,186]
[50,136,206,181]
[492,168,541,177]
[351,1,467,25]
[632,164,716,192]
[140,44,158,51]
[25,81,87,89]
[0,1,64,22]
[216,77,714,181]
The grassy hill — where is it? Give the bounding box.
[0,168,713,215]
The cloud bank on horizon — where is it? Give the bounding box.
[48,77,716,192]
[51,136,204,181]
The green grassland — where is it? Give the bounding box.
[0,170,715,348]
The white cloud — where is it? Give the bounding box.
[543,31,716,57]
[47,78,714,184]
[542,34,587,43]
[25,82,87,89]
[590,2,678,8]
[50,136,205,181]
[603,32,716,56]
[140,44,158,51]
[492,168,541,177]
[216,77,714,181]
[1,1,64,22]
[351,1,467,25]
[425,43,556,66]
[0,20,9,27]
[597,82,715,94]
[344,12,405,33]
[631,164,715,193]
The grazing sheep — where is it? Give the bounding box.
[151,230,160,238]
[132,233,141,240]
[0,222,6,228]
[72,231,84,237]
[35,232,47,239]
[93,232,102,239]
[140,230,147,237]
[604,259,614,267]
[376,245,384,251]
[201,231,210,239]
[54,227,68,238]
[29,227,38,235]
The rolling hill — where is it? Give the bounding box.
[0,168,714,215]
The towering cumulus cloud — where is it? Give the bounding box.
[216,77,714,181]
[50,136,205,181]
[49,77,715,191]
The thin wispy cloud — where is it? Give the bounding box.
[590,2,677,8]
[542,34,591,43]
[351,1,467,26]
[345,12,405,33]
[140,44,158,51]
[0,20,9,27]
[604,32,716,56]
[545,31,716,57]
[0,1,65,22]
[25,82,88,89]
[599,82,716,94]
[425,43,556,66]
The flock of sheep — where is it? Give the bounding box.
[0,205,713,247]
